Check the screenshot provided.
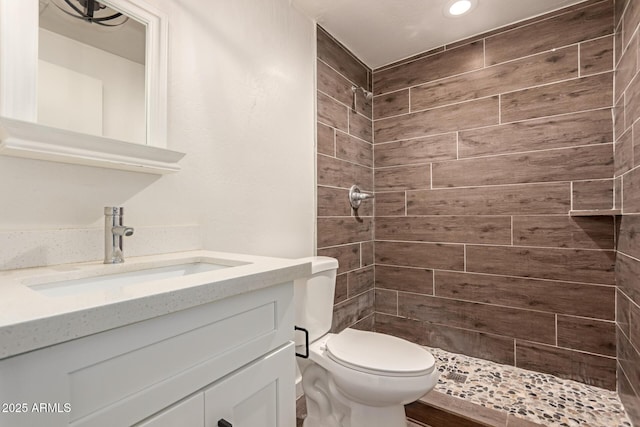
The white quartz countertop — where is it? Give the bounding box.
[0,250,311,359]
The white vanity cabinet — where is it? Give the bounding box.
[0,281,296,427]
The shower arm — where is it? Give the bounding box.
[351,86,373,111]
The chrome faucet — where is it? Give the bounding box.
[104,207,134,264]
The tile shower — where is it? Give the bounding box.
[316,0,640,425]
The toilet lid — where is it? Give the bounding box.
[326,329,436,377]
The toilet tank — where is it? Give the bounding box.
[294,256,339,346]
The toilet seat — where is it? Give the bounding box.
[325,328,435,377]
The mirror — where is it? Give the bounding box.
[38,0,147,144]
[0,0,184,174]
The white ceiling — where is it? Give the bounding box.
[292,0,589,69]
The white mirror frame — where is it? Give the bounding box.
[0,0,184,174]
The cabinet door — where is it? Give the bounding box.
[204,343,295,427]
[137,393,204,427]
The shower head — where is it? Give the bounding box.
[352,85,373,100]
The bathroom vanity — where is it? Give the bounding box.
[0,251,310,427]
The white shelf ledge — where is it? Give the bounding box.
[569,209,621,216]
[0,117,184,174]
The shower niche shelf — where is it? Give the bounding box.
[569,209,621,216]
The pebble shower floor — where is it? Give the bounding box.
[425,347,632,427]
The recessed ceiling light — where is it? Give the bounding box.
[445,0,477,17]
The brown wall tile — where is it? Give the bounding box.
[373,89,409,120]
[374,314,517,366]
[375,265,433,294]
[347,266,374,297]
[331,290,374,333]
[407,183,571,215]
[376,216,511,245]
[484,1,614,65]
[334,273,347,304]
[351,313,375,331]
[615,128,634,176]
[616,0,630,30]
[635,122,640,167]
[375,96,499,143]
[318,244,360,274]
[317,27,368,89]
[458,109,613,158]
[317,217,372,247]
[615,92,626,139]
[618,215,640,259]
[622,0,640,49]
[618,327,640,399]
[630,300,640,353]
[336,131,373,167]
[398,293,556,344]
[375,241,464,270]
[317,122,335,156]
[624,73,640,127]
[317,186,351,217]
[501,72,613,123]
[374,289,397,315]
[349,110,372,142]
[615,176,623,209]
[411,46,579,112]
[375,165,430,191]
[432,144,613,188]
[318,59,353,107]
[361,241,374,266]
[623,166,640,212]
[557,315,616,356]
[434,271,615,320]
[580,35,614,76]
[515,340,616,390]
[572,179,614,210]
[374,133,457,166]
[618,289,631,338]
[317,154,373,190]
[615,33,637,101]
[617,252,640,307]
[512,215,615,249]
[618,363,640,427]
[318,91,348,131]
[375,192,406,216]
[466,245,616,284]
[373,42,484,95]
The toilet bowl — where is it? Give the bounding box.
[294,257,439,427]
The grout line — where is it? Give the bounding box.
[510,216,514,246]
[432,270,436,295]
[404,191,408,216]
[463,244,467,272]
[570,181,574,211]
[577,43,581,78]
[483,39,486,68]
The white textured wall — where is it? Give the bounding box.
[0,0,316,270]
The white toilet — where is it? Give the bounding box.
[294,256,439,427]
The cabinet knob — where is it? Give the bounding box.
[218,419,232,427]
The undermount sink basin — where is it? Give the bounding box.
[27,260,246,298]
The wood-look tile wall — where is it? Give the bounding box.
[372,0,617,390]
[316,27,374,333]
[614,0,640,423]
